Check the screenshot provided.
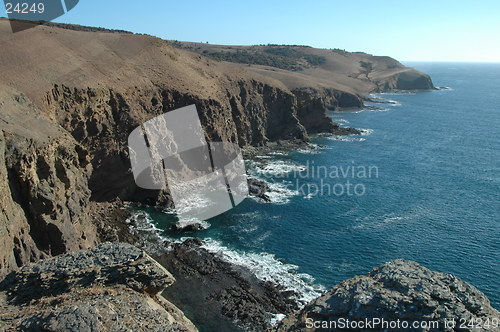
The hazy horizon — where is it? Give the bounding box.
[2,0,500,63]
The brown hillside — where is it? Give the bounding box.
[171,42,434,95]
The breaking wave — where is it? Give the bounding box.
[201,238,325,305]
[326,135,366,142]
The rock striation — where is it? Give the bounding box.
[0,242,197,331]
[274,259,500,331]
[0,88,98,279]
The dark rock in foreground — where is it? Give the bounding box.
[274,259,499,331]
[1,242,498,332]
[0,243,197,332]
[157,238,300,332]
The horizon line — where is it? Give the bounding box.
[1,17,499,64]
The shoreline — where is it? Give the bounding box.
[121,207,321,330]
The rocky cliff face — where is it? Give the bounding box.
[0,19,345,277]
[274,260,500,331]
[0,20,431,282]
[293,88,363,134]
[0,242,197,331]
[43,82,308,204]
[0,89,98,279]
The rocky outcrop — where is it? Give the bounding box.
[374,69,435,92]
[0,242,197,331]
[310,88,363,110]
[171,220,208,233]
[248,178,271,202]
[156,238,300,332]
[274,259,500,331]
[293,88,362,134]
[293,89,335,133]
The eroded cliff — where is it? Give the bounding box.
[0,19,433,279]
[0,20,334,277]
[0,87,97,278]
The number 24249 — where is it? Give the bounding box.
[5,2,45,14]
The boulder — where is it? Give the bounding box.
[275,259,500,331]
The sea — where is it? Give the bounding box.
[129,62,500,310]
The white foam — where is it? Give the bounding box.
[270,313,287,326]
[175,218,211,230]
[268,151,289,156]
[126,210,160,232]
[333,109,365,114]
[385,99,401,106]
[296,143,328,155]
[164,176,222,216]
[255,155,273,159]
[249,159,306,179]
[367,94,403,107]
[125,210,170,254]
[437,86,453,91]
[335,118,350,124]
[262,161,306,175]
[201,238,325,305]
[359,128,374,136]
[364,107,391,112]
[296,148,320,154]
[268,182,298,204]
[326,135,366,142]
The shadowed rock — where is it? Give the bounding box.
[158,238,301,332]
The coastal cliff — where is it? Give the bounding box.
[171,43,435,95]
[0,87,98,278]
[0,18,434,276]
[0,19,315,275]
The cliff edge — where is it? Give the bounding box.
[0,242,197,331]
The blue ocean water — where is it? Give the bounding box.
[140,63,499,308]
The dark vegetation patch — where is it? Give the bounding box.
[171,43,327,71]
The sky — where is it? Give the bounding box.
[1,0,500,62]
